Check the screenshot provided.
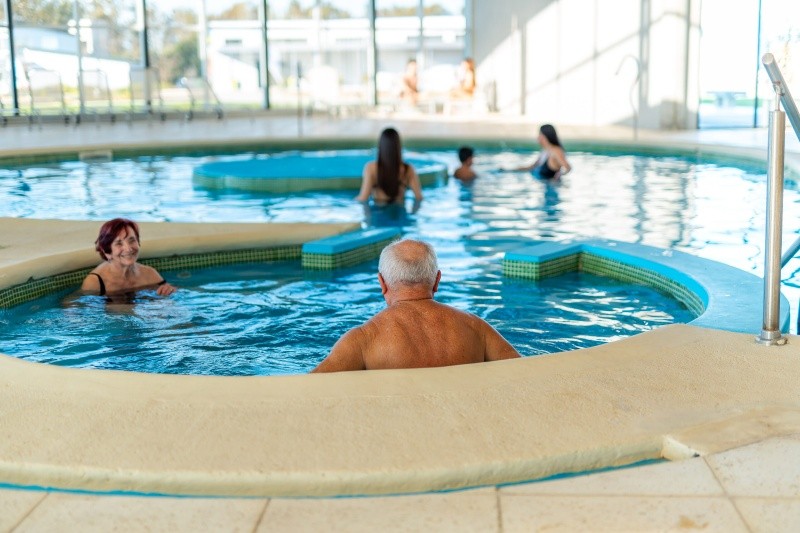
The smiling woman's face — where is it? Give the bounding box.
[106,227,140,265]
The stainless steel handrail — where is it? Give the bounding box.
[763,53,800,142]
[757,53,796,345]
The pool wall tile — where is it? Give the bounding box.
[503,239,789,335]
[302,228,401,270]
[0,246,301,309]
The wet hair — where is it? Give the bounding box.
[376,127,408,203]
[458,146,474,163]
[379,239,438,287]
[539,124,562,148]
[95,218,140,260]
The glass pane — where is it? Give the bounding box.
[267,0,370,111]
[12,0,78,113]
[77,0,141,113]
[698,0,760,128]
[146,0,201,111]
[420,0,467,102]
[0,26,10,112]
[756,0,800,127]
[376,0,421,108]
[206,0,262,109]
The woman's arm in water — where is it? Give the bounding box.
[406,164,423,202]
[356,162,375,202]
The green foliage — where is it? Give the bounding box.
[12,0,73,27]
[166,38,200,84]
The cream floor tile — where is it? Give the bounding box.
[257,488,498,533]
[0,488,46,532]
[734,497,800,533]
[500,457,724,497]
[14,492,268,533]
[706,434,800,497]
[500,495,748,533]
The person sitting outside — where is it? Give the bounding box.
[450,57,476,100]
[454,146,477,182]
[311,239,521,372]
[400,59,419,106]
[81,218,176,297]
[356,127,423,204]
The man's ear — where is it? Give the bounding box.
[378,273,388,295]
[432,270,442,294]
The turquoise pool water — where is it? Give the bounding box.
[1,146,799,373]
[0,261,693,375]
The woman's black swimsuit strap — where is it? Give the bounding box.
[535,162,558,179]
[90,272,107,296]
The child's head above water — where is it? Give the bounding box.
[458,146,474,164]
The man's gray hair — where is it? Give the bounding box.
[378,239,439,287]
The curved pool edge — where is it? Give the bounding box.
[1,218,800,497]
[504,239,791,334]
[0,324,799,497]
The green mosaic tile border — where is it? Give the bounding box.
[503,251,703,317]
[302,237,396,270]
[580,253,704,316]
[503,254,580,280]
[0,245,301,309]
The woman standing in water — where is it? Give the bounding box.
[357,127,423,204]
[516,124,572,179]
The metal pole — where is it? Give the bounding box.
[73,0,85,116]
[5,0,20,114]
[757,88,787,345]
[259,0,269,109]
[368,0,377,107]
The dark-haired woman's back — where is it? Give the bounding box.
[356,160,422,204]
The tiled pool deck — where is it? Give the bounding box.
[1,112,800,531]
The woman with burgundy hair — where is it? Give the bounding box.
[356,127,423,205]
[81,218,176,296]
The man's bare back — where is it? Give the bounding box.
[312,239,520,373]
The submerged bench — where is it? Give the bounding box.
[503,239,790,335]
[194,153,448,193]
[302,228,401,270]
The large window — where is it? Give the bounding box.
[699,0,800,129]
[757,0,800,127]
[206,0,263,110]
[0,0,470,116]
[375,0,467,109]
[266,0,371,111]
[0,0,10,112]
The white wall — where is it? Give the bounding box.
[473,0,700,130]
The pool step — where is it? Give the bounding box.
[302,228,401,270]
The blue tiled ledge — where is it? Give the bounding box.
[302,228,401,269]
[503,239,790,335]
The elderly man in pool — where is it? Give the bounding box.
[311,239,521,372]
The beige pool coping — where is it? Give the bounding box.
[2,115,800,530]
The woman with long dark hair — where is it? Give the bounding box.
[356,127,423,204]
[515,124,572,179]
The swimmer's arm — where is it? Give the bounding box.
[140,265,177,296]
[311,327,367,373]
[482,323,521,361]
[554,148,571,174]
[407,165,423,201]
[356,163,374,202]
[80,273,101,293]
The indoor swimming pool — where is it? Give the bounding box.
[1,145,798,372]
